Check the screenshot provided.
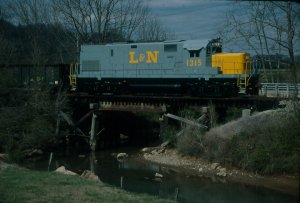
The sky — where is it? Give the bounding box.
[146,0,300,55]
[146,0,230,40]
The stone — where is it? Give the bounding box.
[143,153,150,159]
[151,148,165,155]
[141,148,150,152]
[155,173,163,178]
[81,170,100,181]
[198,168,203,173]
[117,153,128,161]
[55,166,77,176]
[210,163,220,170]
[220,168,226,173]
[153,177,162,182]
[216,168,227,177]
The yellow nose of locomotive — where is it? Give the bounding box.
[211,53,250,75]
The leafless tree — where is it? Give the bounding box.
[137,15,168,42]
[7,0,51,70]
[0,2,14,66]
[113,0,149,41]
[222,1,300,83]
[8,0,50,25]
[51,0,167,43]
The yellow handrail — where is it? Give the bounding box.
[69,64,77,88]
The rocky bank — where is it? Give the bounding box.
[141,147,299,197]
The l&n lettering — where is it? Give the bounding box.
[129,51,159,64]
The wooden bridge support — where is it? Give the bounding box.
[90,113,98,151]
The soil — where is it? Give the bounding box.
[141,147,299,197]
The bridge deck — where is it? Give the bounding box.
[69,93,279,111]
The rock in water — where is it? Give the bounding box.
[117,153,128,161]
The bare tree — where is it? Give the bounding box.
[222,1,300,83]
[51,0,119,43]
[113,0,149,41]
[51,0,167,43]
[137,15,168,42]
[7,0,52,68]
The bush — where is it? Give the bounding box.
[176,127,204,156]
[0,84,70,161]
[203,109,300,174]
[160,125,178,143]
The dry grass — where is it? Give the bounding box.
[174,103,300,174]
[202,107,300,174]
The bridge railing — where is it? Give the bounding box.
[260,83,300,98]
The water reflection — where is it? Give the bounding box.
[28,149,298,203]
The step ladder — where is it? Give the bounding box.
[69,63,78,91]
[237,59,251,94]
[238,76,247,94]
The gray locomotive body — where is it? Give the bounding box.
[76,39,258,96]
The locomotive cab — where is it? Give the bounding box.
[206,38,222,66]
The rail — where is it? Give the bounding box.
[260,83,300,98]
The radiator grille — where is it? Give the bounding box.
[82,60,100,71]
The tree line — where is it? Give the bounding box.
[0,0,172,160]
[0,0,170,66]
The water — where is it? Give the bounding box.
[26,148,298,203]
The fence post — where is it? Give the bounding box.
[275,84,278,97]
[264,85,267,96]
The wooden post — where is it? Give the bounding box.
[120,176,123,188]
[159,114,167,138]
[90,113,98,151]
[164,113,207,129]
[90,151,96,172]
[264,85,267,96]
[275,84,278,97]
[174,187,179,201]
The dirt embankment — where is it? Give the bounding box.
[141,147,299,197]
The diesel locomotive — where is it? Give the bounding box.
[70,38,259,97]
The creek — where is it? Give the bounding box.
[24,148,298,203]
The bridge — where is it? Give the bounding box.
[66,92,284,151]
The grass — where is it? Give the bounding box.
[0,164,174,203]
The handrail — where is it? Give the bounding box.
[260,83,300,98]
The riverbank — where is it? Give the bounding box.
[141,147,299,197]
[0,161,174,203]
